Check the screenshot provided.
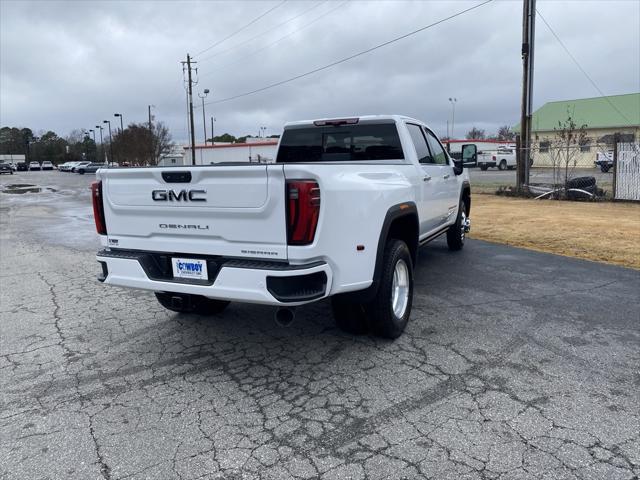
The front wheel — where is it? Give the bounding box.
[365,239,413,339]
[155,292,229,315]
[498,160,507,170]
[447,200,468,251]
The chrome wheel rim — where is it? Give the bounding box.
[391,259,410,318]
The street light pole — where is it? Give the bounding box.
[95,125,103,145]
[89,129,96,161]
[198,89,210,145]
[211,116,215,144]
[103,120,113,164]
[114,113,124,133]
[449,97,457,138]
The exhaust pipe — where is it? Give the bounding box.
[274,307,296,327]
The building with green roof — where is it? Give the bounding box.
[514,93,639,167]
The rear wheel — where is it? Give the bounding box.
[447,200,468,251]
[480,164,488,171]
[155,292,229,315]
[365,239,413,339]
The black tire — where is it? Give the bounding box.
[498,160,507,171]
[365,239,413,339]
[154,292,229,315]
[447,200,468,251]
[331,294,369,334]
[78,169,85,175]
[480,165,488,171]
[600,165,610,173]
[566,176,596,189]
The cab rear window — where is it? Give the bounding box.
[276,123,404,163]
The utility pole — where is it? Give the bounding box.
[182,54,197,165]
[211,116,215,145]
[518,0,536,191]
[148,105,154,165]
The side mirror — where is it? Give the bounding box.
[461,144,478,168]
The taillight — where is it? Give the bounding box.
[91,181,107,235]
[492,155,496,161]
[286,180,320,245]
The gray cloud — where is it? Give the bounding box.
[1,0,638,143]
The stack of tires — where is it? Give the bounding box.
[566,176,597,200]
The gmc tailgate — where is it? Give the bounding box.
[97,165,288,260]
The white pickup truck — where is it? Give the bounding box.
[478,147,517,171]
[93,115,471,338]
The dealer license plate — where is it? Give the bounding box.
[172,258,208,280]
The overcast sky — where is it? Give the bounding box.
[1,0,639,143]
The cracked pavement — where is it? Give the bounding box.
[1,172,639,479]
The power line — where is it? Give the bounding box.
[199,1,328,63]
[536,8,631,124]
[200,0,349,78]
[196,0,287,56]
[202,0,494,106]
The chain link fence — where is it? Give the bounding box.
[615,142,640,201]
[530,142,616,169]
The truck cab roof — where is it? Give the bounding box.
[283,115,431,130]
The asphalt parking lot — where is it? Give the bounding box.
[467,167,612,186]
[1,171,638,480]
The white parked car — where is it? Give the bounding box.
[72,161,90,173]
[29,161,41,171]
[93,115,471,338]
[41,161,54,170]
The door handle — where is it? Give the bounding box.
[443,174,450,179]
[423,175,432,182]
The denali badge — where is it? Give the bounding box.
[152,189,206,202]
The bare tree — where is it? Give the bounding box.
[112,122,173,165]
[152,122,173,163]
[496,125,515,141]
[466,127,486,140]
[547,112,588,198]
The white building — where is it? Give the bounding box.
[183,140,279,165]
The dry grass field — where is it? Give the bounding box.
[469,194,640,269]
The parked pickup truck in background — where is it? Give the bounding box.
[93,115,471,338]
[595,151,613,172]
[478,147,517,171]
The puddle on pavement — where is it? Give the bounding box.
[2,184,58,194]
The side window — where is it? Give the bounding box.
[406,123,433,164]
[424,130,448,165]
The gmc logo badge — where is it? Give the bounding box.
[152,189,206,202]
